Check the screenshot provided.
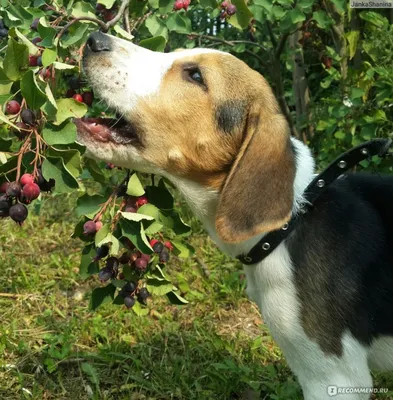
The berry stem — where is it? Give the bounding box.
[15,135,32,182]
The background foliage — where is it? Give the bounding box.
[0,0,393,398]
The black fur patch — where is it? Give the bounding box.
[215,100,247,135]
[287,173,393,356]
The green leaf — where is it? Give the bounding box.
[79,243,99,278]
[120,211,154,222]
[166,13,192,34]
[145,15,169,40]
[113,25,134,41]
[95,224,111,246]
[81,362,100,386]
[0,109,22,130]
[345,30,360,60]
[297,0,313,8]
[37,18,57,48]
[46,148,82,178]
[199,0,217,8]
[166,290,189,304]
[159,0,174,14]
[288,7,305,24]
[42,122,76,145]
[54,98,87,125]
[42,84,58,118]
[254,0,272,11]
[71,1,96,18]
[3,38,29,81]
[132,301,150,316]
[96,233,120,255]
[330,0,346,14]
[76,194,106,218]
[228,0,253,29]
[61,23,89,47]
[52,62,78,70]
[146,279,173,295]
[90,284,116,310]
[42,157,79,193]
[334,130,345,139]
[42,48,57,67]
[120,220,153,254]
[139,36,166,52]
[9,27,39,56]
[126,173,145,196]
[145,184,174,210]
[172,240,194,258]
[313,10,334,29]
[359,11,389,28]
[97,0,116,8]
[20,70,47,110]
[84,159,106,183]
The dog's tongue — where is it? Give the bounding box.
[74,118,113,142]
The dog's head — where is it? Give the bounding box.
[75,32,295,243]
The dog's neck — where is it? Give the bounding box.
[168,138,315,258]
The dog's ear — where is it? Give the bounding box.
[215,106,296,243]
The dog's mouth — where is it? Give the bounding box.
[74,115,140,146]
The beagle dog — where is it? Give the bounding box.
[75,32,393,400]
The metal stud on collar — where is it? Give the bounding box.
[244,256,252,263]
[281,223,289,230]
[262,242,270,251]
[317,179,325,188]
[361,148,368,155]
[338,160,347,168]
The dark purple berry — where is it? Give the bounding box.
[226,4,237,15]
[36,169,55,192]
[106,256,119,271]
[9,203,28,223]
[117,184,127,197]
[68,76,81,90]
[122,281,136,294]
[153,241,164,253]
[98,266,112,282]
[137,287,150,304]
[134,258,148,271]
[140,254,151,263]
[124,296,135,308]
[83,220,97,235]
[94,245,109,260]
[13,122,30,140]
[31,18,39,31]
[21,109,36,126]
[6,182,22,198]
[0,195,11,217]
[159,249,170,263]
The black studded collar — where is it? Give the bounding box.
[237,138,392,265]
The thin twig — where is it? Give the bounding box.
[106,0,131,30]
[124,5,131,34]
[16,136,32,182]
[57,17,108,42]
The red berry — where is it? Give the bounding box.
[29,55,38,66]
[83,220,97,235]
[95,221,103,231]
[221,0,228,7]
[21,183,40,203]
[220,10,227,19]
[183,0,191,9]
[140,253,151,263]
[136,195,148,208]
[73,94,83,103]
[226,4,236,15]
[96,3,105,12]
[66,89,76,98]
[105,163,115,169]
[82,91,94,106]
[0,182,9,193]
[149,239,158,247]
[103,10,115,21]
[6,100,20,115]
[164,241,174,251]
[20,174,34,186]
[125,205,137,213]
[134,258,148,271]
[174,0,184,10]
[40,68,51,80]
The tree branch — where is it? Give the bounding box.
[106,0,131,30]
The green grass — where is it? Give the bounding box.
[0,193,392,400]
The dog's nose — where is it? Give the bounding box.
[86,32,112,52]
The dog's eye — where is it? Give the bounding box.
[189,69,203,84]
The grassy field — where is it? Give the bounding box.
[0,192,393,400]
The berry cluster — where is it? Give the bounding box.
[173,0,191,11]
[0,169,54,223]
[65,76,94,106]
[220,1,237,20]
[95,3,117,22]
[6,101,39,141]
[150,239,172,263]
